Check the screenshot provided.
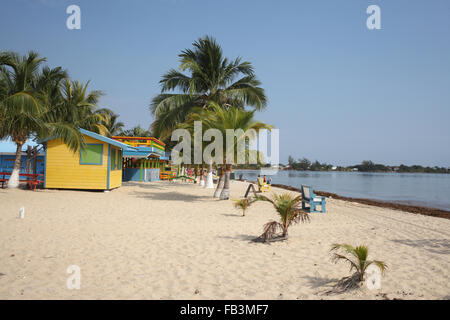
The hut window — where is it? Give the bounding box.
[80,144,103,165]
[110,148,122,170]
[111,148,117,170]
[117,150,122,169]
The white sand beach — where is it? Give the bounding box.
[0,180,449,300]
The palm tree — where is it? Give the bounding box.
[182,103,272,199]
[255,193,310,241]
[40,79,109,154]
[214,166,225,197]
[233,197,256,216]
[120,125,152,137]
[208,105,271,200]
[0,51,78,188]
[176,108,215,189]
[150,35,267,140]
[331,244,388,283]
[0,51,48,188]
[52,80,109,136]
[1,51,110,188]
[96,108,125,136]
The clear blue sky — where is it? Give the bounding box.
[1,0,449,166]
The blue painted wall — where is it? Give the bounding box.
[0,153,45,174]
[123,168,160,182]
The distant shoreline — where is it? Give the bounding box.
[235,168,450,174]
[269,183,450,220]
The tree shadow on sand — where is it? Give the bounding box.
[391,239,450,255]
[125,181,206,192]
[122,182,167,190]
[218,234,290,243]
[303,274,363,295]
[221,213,243,217]
[132,191,211,202]
[217,234,259,242]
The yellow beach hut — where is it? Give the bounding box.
[42,129,134,190]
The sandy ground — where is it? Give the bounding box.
[0,180,449,300]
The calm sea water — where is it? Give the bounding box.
[235,170,450,211]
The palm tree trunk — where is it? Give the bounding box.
[213,166,224,198]
[199,164,205,186]
[220,164,232,200]
[282,223,288,238]
[7,141,24,189]
[204,161,214,189]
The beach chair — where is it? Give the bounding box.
[301,185,326,213]
[257,177,271,192]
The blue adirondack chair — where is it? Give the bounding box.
[301,185,326,213]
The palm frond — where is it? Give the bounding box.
[255,192,310,241]
[331,243,387,283]
[43,122,85,152]
[149,35,267,135]
[260,221,283,242]
[368,260,388,274]
[233,197,257,216]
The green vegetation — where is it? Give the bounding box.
[396,164,449,174]
[150,36,272,200]
[233,197,257,216]
[54,80,110,137]
[288,156,333,171]
[255,193,310,242]
[182,103,272,199]
[0,50,125,187]
[150,35,267,141]
[287,157,449,174]
[98,108,125,136]
[119,125,152,137]
[331,243,387,283]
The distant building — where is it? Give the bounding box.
[111,135,169,182]
[0,152,44,174]
[331,166,337,171]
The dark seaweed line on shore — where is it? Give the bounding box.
[268,183,450,220]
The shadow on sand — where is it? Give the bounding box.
[302,275,338,290]
[303,274,362,295]
[221,213,243,217]
[131,190,211,202]
[122,181,167,190]
[391,238,450,255]
[217,234,258,242]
